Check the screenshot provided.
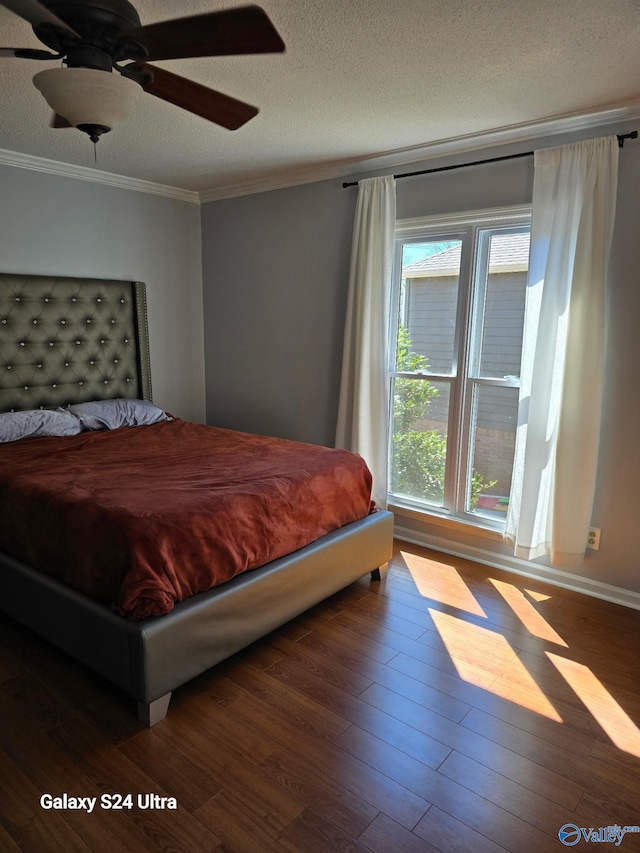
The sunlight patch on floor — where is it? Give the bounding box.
[524,589,552,603]
[395,552,640,745]
[429,609,563,722]
[402,551,487,617]
[489,578,568,647]
[547,652,640,758]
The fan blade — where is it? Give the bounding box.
[1,0,79,38]
[120,5,285,62]
[133,62,258,130]
[0,46,59,58]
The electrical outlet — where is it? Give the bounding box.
[587,527,601,550]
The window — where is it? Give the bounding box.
[389,206,531,529]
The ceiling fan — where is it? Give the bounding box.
[0,0,285,145]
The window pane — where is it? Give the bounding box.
[477,231,529,380]
[466,384,519,517]
[390,212,530,531]
[390,377,450,507]
[400,240,462,375]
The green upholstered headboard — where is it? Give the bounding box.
[0,273,152,413]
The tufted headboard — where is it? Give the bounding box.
[0,273,152,413]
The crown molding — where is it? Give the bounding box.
[0,147,200,204]
[200,98,640,203]
[2,99,639,205]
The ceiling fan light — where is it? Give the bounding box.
[33,67,143,132]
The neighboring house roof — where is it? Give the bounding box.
[403,232,530,277]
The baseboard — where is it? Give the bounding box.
[393,522,640,612]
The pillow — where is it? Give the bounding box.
[67,398,170,431]
[0,408,83,444]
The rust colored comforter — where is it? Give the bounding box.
[0,419,373,619]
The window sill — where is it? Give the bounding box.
[388,500,506,543]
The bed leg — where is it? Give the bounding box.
[370,561,389,582]
[138,692,172,727]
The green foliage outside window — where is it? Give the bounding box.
[391,326,495,507]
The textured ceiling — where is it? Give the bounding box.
[1,0,640,197]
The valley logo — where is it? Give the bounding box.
[559,823,640,846]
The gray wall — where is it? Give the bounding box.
[201,120,640,596]
[201,180,355,444]
[0,165,205,421]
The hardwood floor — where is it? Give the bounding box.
[2,539,640,852]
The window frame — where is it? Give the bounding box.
[388,204,531,531]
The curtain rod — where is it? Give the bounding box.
[341,131,638,188]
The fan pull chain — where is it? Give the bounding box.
[93,141,98,164]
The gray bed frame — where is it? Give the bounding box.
[0,273,393,725]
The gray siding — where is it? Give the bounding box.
[405,276,458,373]
[480,272,526,378]
[404,270,526,432]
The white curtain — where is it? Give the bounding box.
[335,175,396,509]
[505,136,619,568]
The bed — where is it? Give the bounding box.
[0,272,393,725]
